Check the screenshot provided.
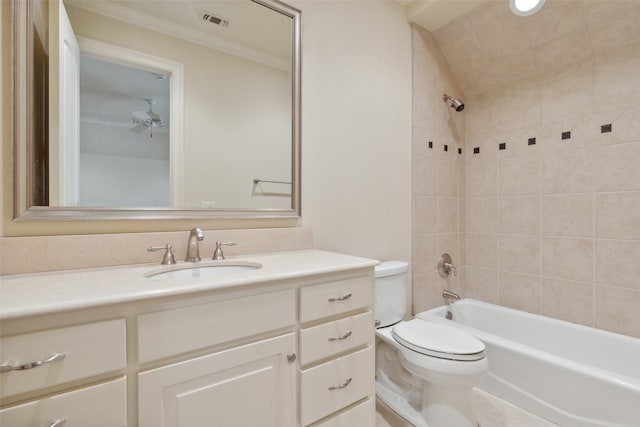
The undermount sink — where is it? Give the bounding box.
[145,261,262,280]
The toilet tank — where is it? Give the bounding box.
[375,261,409,328]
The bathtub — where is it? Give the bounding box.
[418,299,640,427]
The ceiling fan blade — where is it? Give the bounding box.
[132,110,151,121]
[131,122,148,133]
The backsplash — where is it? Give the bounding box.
[0,227,313,275]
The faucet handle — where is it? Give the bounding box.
[148,244,176,265]
[213,241,237,260]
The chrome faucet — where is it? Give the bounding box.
[185,227,204,262]
[213,241,236,260]
[442,289,460,320]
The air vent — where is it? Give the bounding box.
[200,10,230,28]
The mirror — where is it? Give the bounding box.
[12,0,301,221]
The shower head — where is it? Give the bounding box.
[443,94,465,112]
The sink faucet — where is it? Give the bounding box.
[185,227,204,262]
[213,241,236,260]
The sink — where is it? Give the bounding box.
[145,261,262,280]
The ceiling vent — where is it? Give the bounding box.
[200,11,230,28]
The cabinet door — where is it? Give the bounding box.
[138,333,296,427]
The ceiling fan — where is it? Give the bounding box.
[131,98,168,138]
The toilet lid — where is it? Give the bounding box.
[392,319,485,361]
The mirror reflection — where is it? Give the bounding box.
[29,0,297,212]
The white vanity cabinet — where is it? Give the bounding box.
[0,250,377,427]
[0,319,128,426]
[136,289,298,427]
[298,276,376,426]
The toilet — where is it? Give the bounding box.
[374,261,488,427]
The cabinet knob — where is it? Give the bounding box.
[286,353,296,363]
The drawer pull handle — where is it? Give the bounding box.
[328,377,352,391]
[49,419,67,427]
[328,292,352,302]
[328,331,352,342]
[0,353,66,373]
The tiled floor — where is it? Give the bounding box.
[375,388,559,427]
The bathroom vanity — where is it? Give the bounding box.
[0,250,377,427]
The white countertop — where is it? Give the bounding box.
[0,249,378,321]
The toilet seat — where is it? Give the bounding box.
[392,319,485,361]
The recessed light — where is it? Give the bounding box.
[510,0,545,16]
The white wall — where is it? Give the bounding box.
[294,0,413,262]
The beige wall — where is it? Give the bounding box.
[436,1,640,338]
[294,0,412,262]
[1,1,412,269]
[411,26,465,314]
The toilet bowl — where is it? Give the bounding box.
[374,261,487,427]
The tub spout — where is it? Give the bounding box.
[442,290,460,320]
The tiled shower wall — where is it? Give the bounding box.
[411,26,465,313]
[437,1,640,338]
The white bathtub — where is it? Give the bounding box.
[418,299,640,427]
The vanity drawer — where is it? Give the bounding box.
[313,398,374,427]
[138,289,295,363]
[299,311,374,365]
[0,319,126,398]
[0,377,127,426]
[299,276,373,324]
[300,347,374,426]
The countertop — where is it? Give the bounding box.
[0,249,378,321]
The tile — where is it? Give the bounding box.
[412,234,438,275]
[582,0,640,27]
[439,197,459,233]
[465,233,498,269]
[462,267,498,304]
[498,196,540,235]
[540,148,592,194]
[588,4,640,56]
[540,278,594,327]
[466,197,498,233]
[611,108,640,143]
[466,156,498,197]
[594,43,640,114]
[499,157,540,196]
[594,192,640,239]
[412,272,440,313]
[593,142,640,192]
[413,196,438,235]
[540,60,594,126]
[498,272,540,314]
[595,286,640,338]
[413,155,438,196]
[594,239,640,290]
[541,194,593,238]
[541,237,593,283]
[528,0,587,48]
[499,234,540,276]
[534,28,592,75]
[439,159,460,197]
